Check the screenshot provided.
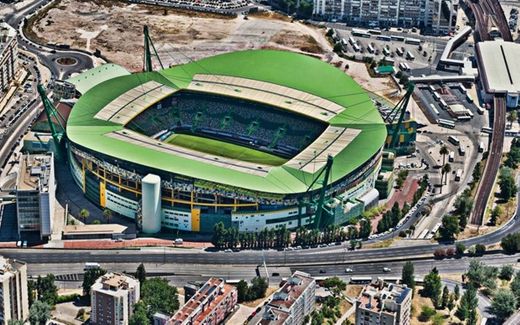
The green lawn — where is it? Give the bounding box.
[165,134,287,166]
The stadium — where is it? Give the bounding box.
[65,50,387,234]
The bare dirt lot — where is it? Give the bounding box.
[30,0,330,71]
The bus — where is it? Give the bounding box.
[430,103,440,115]
[482,126,493,134]
[455,169,462,181]
[348,36,356,45]
[458,83,467,94]
[368,29,382,35]
[448,151,455,162]
[403,62,411,71]
[367,44,375,53]
[438,118,455,128]
[478,141,485,153]
[406,51,415,60]
[377,35,392,42]
[84,262,101,271]
[476,105,485,115]
[439,98,448,110]
[353,43,361,52]
[466,94,474,103]
[448,135,460,146]
[396,47,404,56]
[428,85,436,93]
[405,37,422,45]
[391,35,405,42]
[399,62,408,71]
[459,146,466,156]
[352,28,371,38]
[457,116,472,121]
[383,47,390,56]
[433,92,441,102]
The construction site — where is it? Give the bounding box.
[28,0,328,71]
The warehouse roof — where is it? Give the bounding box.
[477,41,520,94]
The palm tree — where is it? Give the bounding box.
[507,110,518,127]
[440,145,449,166]
[103,209,112,224]
[79,208,89,224]
[442,163,452,185]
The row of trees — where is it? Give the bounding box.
[439,188,474,241]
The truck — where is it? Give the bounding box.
[84,262,101,271]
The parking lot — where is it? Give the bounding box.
[335,28,441,69]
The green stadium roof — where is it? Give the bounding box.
[67,50,387,195]
[67,63,130,95]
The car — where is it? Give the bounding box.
[345,268,353,273]
[319,269,327,274]
[224,249,233,253]
[383,267,392,272]
[114,238,124,242]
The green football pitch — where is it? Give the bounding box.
[165,134,288,166]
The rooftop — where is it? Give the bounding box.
[16,154,53,192]
[0,257,26,282]
[0,22,16,54]
[477,40,520,94]
[169,277,235,325]
[63,224,127,235]
[267,271,314,311]
[358,278,411,314]
[92,272,138,296]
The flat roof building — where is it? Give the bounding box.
[15,154,55,241]
[355,278,412,325]
[0,22,18,92]
[90,273,140,325]
[251,271,316,325]
[477,40,520,108]
[0,257,29,324]
[167,277,237,325]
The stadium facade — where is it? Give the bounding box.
[66,50,387,233]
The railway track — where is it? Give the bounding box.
[471,96,506,225]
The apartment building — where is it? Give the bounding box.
[0,22,17,92]
[355,278,412,325]
[313,0,458,34]
[166,277,237,325]
[90,273,140,325]
[0,257,29,325]
[255,271,316,325]
[15,154,55,241]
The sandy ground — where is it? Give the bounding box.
[30,0,330,71]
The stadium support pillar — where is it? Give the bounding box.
[141,174,162,234]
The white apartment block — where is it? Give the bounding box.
[16,154,55,241]
[0,22,18,91]
[313,0,458,34]
[90,273,140,325]
[0,257,29,325]
[355,278,412,325]
[257,271,316,325]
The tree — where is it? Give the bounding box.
[457,284,478,320]
[35,274,58,306]
[401,261,415,292]
[454,284,460,301]
[28,300,50,325]
[82,267,107,297]
[500,265,515,281]
[79,208,89,223]
[475,244,486,256]
[501,232,520,254]
[250,277,268,300]
[442,163,452,185]
[440,215,460,240]
[141,278,179,319]
[490,206,502,226]
[455,243,465,256]
[323,277,347,296]
[359,218,371,238]
[472,161,482,183]
[499,167,517,201]
[129,301,149,325]
[27,279,36,307]
[441,286,450,309]
[508,110,518,127]
[511,274,520,303]
[103,208,112,223]
[8,320,25,325]
[236,280,249,303]
[136,263,146,286]
[440,145,449,166]
[423,267,442,308]
[212,222,227,249]
[490,289,517,322]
